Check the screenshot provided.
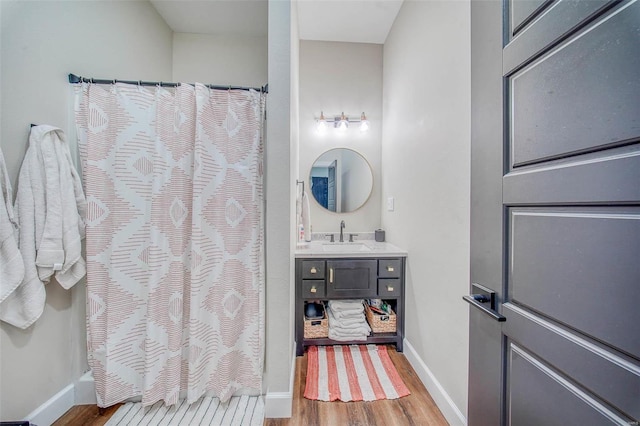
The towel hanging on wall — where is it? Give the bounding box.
[302,190,312,242]
[0,125,87,329]
[0,147,25,305]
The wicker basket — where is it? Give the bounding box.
[304,304,328,338]
[365,303,397,333]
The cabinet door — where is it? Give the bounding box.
[326,260,377,298]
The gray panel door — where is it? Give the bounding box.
[327,160,336,212]
[469,0,640,424]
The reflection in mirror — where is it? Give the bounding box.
[309,148,373,213]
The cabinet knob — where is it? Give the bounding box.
[310,286,317,293]
[387,266,394,272]
[387,286,394,292]
[310,267,317,274]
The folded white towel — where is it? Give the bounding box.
[0,147,25,303]
[328,299,364,311]
[327,305,371,339]
[326,306,368,327]
[328,329,369,342]
[330,308,364,320]
[330,323,371,335]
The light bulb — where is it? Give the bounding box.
[359,112,369,132]
[316,111,328,134]
[337,112,349,132]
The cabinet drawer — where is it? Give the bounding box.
[379,259,402,278]
[302,260,325,279]
[302,280,325,298]
[378,279,401,297]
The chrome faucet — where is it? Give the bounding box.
[339,220,345,242]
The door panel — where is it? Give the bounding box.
[508,0,640,166]
[327,161,336,212]
[504,303,640,420]
[509,0,551,36]
[469,0,640,424]
[503,0,616,75]
[508,343,631,425]
[503,145,640,204]
[509,207,640,356]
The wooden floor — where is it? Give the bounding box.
[53,347,447,426]
[52,404,121,426]
[265,347,448,426]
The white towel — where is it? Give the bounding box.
[301,190,311,242]
[327,304,371,342]
[0,125,86,328]
[1,129,47,328]
[328,300,364,311]
[328,329,369,342]
[0,147,25,303]
[49,129,86,288]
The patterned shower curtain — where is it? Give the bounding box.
[74,82,264,407]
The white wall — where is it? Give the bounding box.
[382,0,471,422]
[172,33,267,86]
[264,0,295,417]
[299,41,382,233]
[0,0,173,420]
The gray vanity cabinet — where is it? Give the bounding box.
[295,256,406,356]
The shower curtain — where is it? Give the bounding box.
[74,82,264,407]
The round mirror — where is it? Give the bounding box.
[309,148,373,213]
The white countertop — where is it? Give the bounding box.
[294,239,407,258]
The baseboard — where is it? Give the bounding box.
[404,339,467,426]
[24,384,75,426]
[264,341,296,418]
[74,371,97,405]
[26,346,295,422]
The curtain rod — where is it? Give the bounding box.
[68,73,268,94]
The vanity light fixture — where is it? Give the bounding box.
[315,111,370,134]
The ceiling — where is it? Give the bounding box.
[297,0,402,44]
[150,0,403,44]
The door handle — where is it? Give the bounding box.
[471,294,490,303]
[463,283,506,322]
[329,268,334,284]
[463,295,506,322]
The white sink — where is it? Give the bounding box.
[322,243,371,252]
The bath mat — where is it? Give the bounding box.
[104,395,264,426]
[304,345,411,402]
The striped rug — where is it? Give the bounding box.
[104,395,264,425]
[304,345,411,402]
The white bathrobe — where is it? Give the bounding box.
[0,147,25,304]
[0,125,86,328]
